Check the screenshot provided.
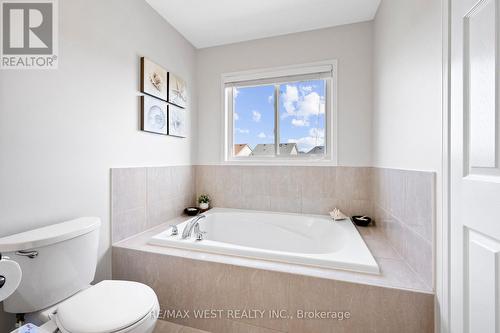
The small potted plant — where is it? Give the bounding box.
[198,194,210,210]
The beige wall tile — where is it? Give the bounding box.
[403,171,434,242]
[154,320,183,333]
[180,326,211,333]
[154,320,212,333]
[195,165,217,198]
[113,247,433,333]
[270,196,301,214]
[387,169,406,221]
[268,166,302,198]
[112,207,146,243]
[148,167,175,203]
[241,166,271,196]
[224,266,290,331]
[287,274,434,333]
[112,166,195,243]
[404,227,433,289]
[336,198,372,217]
[372,168,434,289]
[301,196,337,215]
[111,167,147,213]
[228,320,284,333]
[336,167,371,201]
[240,195,271,211]
[146,200,178,228]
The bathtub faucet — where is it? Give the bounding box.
[181,214,206,239]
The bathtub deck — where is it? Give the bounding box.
[113,215,432,293]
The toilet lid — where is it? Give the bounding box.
[55,280,157,333]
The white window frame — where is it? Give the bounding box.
[221,60,338,165]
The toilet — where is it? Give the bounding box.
[0,217,159,333]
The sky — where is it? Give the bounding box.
[233,79,325,153]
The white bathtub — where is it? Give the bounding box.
[148,208,379,274]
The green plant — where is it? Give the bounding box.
[198,194,210,204]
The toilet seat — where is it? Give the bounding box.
[54,280,158,333]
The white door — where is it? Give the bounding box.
[450,0,500,332]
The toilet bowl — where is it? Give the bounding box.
[0,218,159,333]
[15,280,159,333]
[53,280,159,333]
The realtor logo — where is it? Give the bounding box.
[1,0,58,69]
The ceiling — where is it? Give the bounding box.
[146,0,381,49]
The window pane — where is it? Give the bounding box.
[233,85,275,157]
[279,80,326,156]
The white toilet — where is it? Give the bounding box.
[0,217,159,333]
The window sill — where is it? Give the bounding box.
[222,157,337,166]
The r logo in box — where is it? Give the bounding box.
[1,0,58,69]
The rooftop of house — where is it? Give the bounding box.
[308,146,325,155]
[234,144,251,156]
[251,143,298,156]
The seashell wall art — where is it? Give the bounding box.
[140,56,188,137]
[167,72,188,108]
[141,95,168,135]
[141,57,168,101]
[168,104,187,137]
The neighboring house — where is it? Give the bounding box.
[234,144,252,156]
[251,143,298,156]
[307,146,325,155]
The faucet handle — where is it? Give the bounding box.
[195,231,207,241]
[169,224,178,236]
[194,223,206,241]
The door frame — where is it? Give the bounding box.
[440,0,451,332]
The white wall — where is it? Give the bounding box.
[372,0,442,172]
[0,1,196,327]
[372,0,442,330]
[196,22,374,166]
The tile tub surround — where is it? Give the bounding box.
[113,226,434,333]
[155,320,209,333]
[195,165,434,289]
[195,166,372,217]
[111,166,196,242]
[112,165,434,289]
[371,168,435,289]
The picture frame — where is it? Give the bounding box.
[141,95,168,135]
[168,104,187,137]
[140,57,168,101]
[167,72,188,108]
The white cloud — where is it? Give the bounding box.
[281,85,325,122]
[257,132,266,139]
[287,127,325,152]
[268,94,274,103]
[252,110,261,122]
[282,85,299,115]
[309,127,324,138]
[234,112,239,121]
[235,128,249,134]
[233,88,240,99]
[301,85,313,92]
[298,92,325,117]
[291,118,310,127]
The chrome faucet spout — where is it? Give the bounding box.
[181,214,206,239]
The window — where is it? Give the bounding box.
[223,62,335,161]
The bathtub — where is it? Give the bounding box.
[148,208,379,274]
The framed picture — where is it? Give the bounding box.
[168,72,188,108]
[168,105,187,137]
[141,57,168,101]
[141,95,168,135]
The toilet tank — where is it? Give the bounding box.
[0,217,101,314]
